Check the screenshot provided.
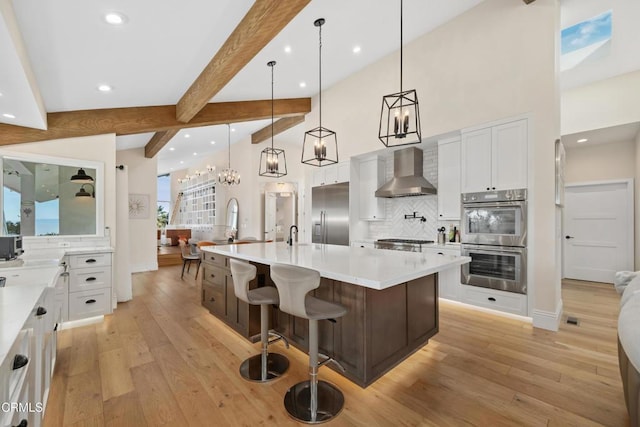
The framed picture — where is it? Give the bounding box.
[129,193,150,219]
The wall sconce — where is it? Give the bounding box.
[70,168,94,183]
[75,183,95,198]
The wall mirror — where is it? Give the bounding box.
[0,153,104,237]
[226,198,239,232]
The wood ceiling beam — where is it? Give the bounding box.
[0,98,311,147]
[176,0,311,123]
[251,115,305,144]
[145,129,180,159]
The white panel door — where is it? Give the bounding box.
[563,181,633,283]
[492,119,527,191]
[264,192,277,241]
[461,128,492,193]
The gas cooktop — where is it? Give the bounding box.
[376,238,435,244]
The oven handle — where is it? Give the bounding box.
[462,245,526,255]
[462,201,525,209]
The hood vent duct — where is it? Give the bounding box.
[375,147,437,198]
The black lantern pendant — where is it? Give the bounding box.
[218,124,240,186]
[302,18,338,167]
[379,0,422,147]
[259,61,287,178]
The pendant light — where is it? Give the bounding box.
[218,124,240,185]
[259,60,287,177]
[302,18,338,167]
[379,0,422,147]
[75,183,95,198]
[70,168,94,183]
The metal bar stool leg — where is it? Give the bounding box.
[239,303,289,382]
[283,318,344,424]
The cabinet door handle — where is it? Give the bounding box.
[488,297,496,302]
[13,419,28,427]
[12,354,29,370]
[86,277,97,282]
[437,252,443,255]
[85,259,97,263]
[210,274,215,278]
[486,187,490,191]
[210,297,215,302]
[85,299,97,304]
[36,306,47,316]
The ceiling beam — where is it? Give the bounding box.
[0,98,311,147]
[251,115,305,144]
[144,129,180,159]
[176,0,310,123]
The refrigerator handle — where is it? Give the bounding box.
[324,210,328,244]
[321,210,325,243]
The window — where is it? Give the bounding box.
[157,174,171,228]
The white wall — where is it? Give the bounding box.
[565,140,636,183]
[562,70,640,135]
[116,148,158,272]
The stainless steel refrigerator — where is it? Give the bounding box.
[311,182,349,246]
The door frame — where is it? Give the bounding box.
[562,179,634,279]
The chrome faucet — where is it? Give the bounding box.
[288,225,298,246]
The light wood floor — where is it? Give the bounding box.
[43,270,628,426]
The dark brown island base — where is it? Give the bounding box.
[200,243,470,387]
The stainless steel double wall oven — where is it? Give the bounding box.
[460,188,527,294]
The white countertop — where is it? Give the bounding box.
[203,242,470,290]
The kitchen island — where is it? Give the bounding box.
[200,242,470,387]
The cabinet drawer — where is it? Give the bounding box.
[202,252,227,268]
[460,285,527,316]
[202,265,227,287]
[69,253,111,269]
[69,268,111,292]
[202,284,225,316]
[422,247,461,256]
[68,288,111,321]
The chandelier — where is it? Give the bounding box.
[218,124,240,185]
[301,18,338,167]
[259,60,287,177]
[379,0,422,147]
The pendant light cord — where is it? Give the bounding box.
[271,63,274,149]
[318,21,323,131]
[227,124,231,169]
[400,0,403,93]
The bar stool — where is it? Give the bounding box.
[229,259,289,382]
[270,263,347,424]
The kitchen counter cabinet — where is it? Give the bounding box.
[201,243,466,387]
[312,160,350,187]
[358,157,386,220]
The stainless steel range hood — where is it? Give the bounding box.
[375,147,437,198]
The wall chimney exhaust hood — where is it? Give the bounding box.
[375,147,437,198]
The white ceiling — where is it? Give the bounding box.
[562,121,640,149]
[2,0,639,172]
[0,0,483,175]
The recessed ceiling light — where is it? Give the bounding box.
[577,138,588,143]
[231,128,236,132]
[0,92,3,96]
[169,147,175,151]
[299,82,307,88]
[180,161,184,164]
[193,152,197,156]
[352,46,361,54]
[2,113,15,119]
[184,134,190,138]
[284,45,292,53]
[97,84,112,92]
[210,140,216,145]
[104,12,127,25]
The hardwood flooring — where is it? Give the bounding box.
[43,271,628,426]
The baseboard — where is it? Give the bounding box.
[60,315,104,330]
[131,262,159,273]
[532,300,563,331]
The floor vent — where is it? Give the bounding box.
[566,316,579,326]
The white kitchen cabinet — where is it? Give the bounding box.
[312,160,350,187]
[460,284,528,316]
[358,158,386,220]
[423,246,461,300]
[437,137,461,220]
[67,251,113,321]
[461,119,527,193]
